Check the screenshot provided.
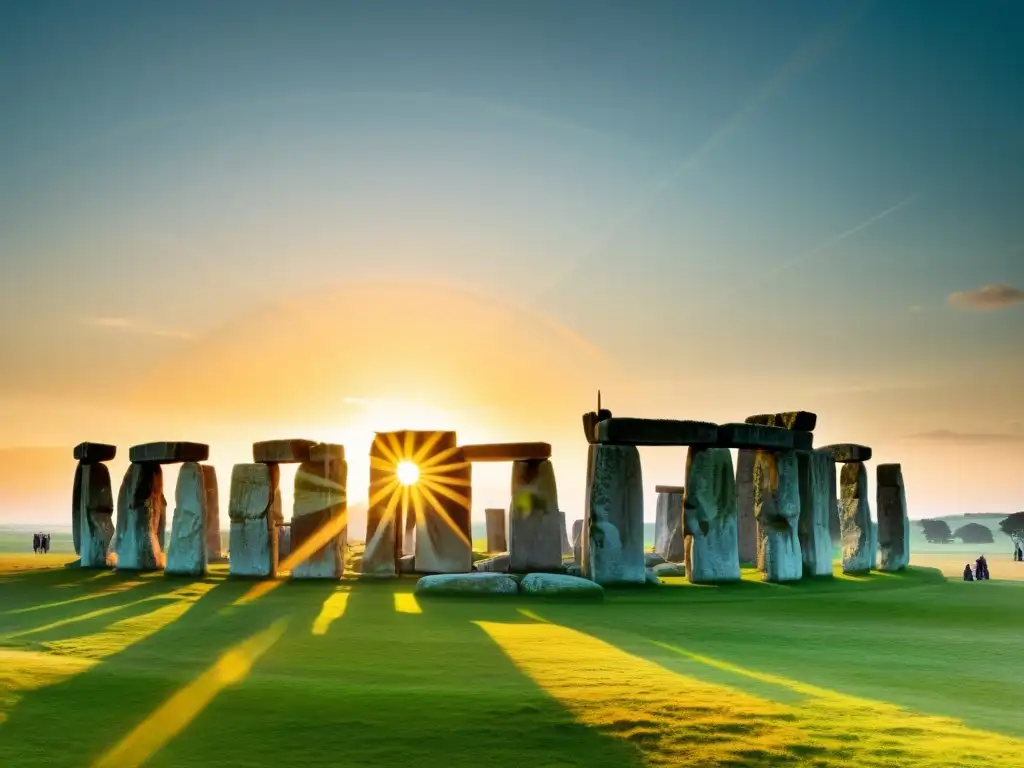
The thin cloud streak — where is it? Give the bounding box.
[903,429,1024,446]
[947,283,1024,311]
[82,317,192,339]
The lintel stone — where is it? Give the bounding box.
[745,411,818,431]
[717,423,795,451]
[655,484,685,493]
[309,442,346,462]
[459,442,552,462]
[595,418,718,447]
[129,442,209,464]
[253,439,316,463]
[792,430,814,451]
[74,442,117,463]
[821,443,873,463]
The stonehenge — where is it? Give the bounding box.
[508,458,562,572]
[798,450,836,577]
[735,450,758,564]
[72,442,117,568]
[876,463,910,571]
[838,458,873,573]
[165,462,210,576]
[582,442,646,585]
[291,443,347,579]
[228,462,280,578]
[753,450,802,582]
[683,448,740,583]
[653,485,685,563]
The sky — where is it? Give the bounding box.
[1,0,1022,529]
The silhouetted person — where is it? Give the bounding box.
[1016,546,1022,562]
[32,533,39,554]
[975,555,989,580]
[963,563,974,581]
[44,534,51,554]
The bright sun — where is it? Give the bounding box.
[396,460,420,487]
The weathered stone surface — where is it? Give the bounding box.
[509,459,562,572]
[227,463,279,578]
[828,466,840,544]
[735,449,758,565]
[200,465,224,560]
[291,456,347,579]
[798,451,835,577]
[165,463,208,576]
[129,442,209,464]
[684,447,741,584]
[753,450,802,582]
[838,462,872,573]
[876,464,910,571]
[252,439,315,464]
[521,572,603,597]
[402,503,416,556]
[717,423,795,451]
[582,409,613,444]
[566,563,583,577]
[745,411,818,432]
[581,444,645,585]
[414,572,518,596]
[72,464,83,555]
[278,527,291,560]
[474,553,510,572]
[595,418,719,447]
[459,442,552,462]
[114,463,166,571]
[73,442,117,463]
[398,553,416,573]
[821,443,873,463]
[644,552,667,567]
[409,431,473,575]
[654,487,685,563]
[559,511,572,556]
[75,462,115,568]
[653,562,685,577]
[485,508,506,552]
[645,568,662,585]
[309,442,345,462]
[792,431,814,452]
[571,519,583,564]
[869,519,878,570]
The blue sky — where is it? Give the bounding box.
[1,0,1021,523]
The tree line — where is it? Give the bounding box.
[917,512,1024,545]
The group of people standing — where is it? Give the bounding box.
[1013,546,1023,562]
[32,533,52,554]
[963,555,990,581]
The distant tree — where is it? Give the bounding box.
[999,512,1024,547]
[953,522,994,544]
[917,519,953,544]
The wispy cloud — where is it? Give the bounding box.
[82,317,191,339]
[904,429,1024,446]
[947,283,1024,311]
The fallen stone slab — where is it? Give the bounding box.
[582,444,646,585]
[129,442,209,464]
[520,572,604,597]
[508,459,562,572]
[717,423,795,451]
[653,562,685,577]
[644,552,666,567]
[820,443,873,463]
[73,442,117,463]
[744,411,818,432]
[459,442,552,462]
[309,442,345,462]
[252,439,316,464]
[595,418,719,446]
[414,572,519,596]
[684,447,741,584]
[474,553,510,572]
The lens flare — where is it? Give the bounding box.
[396,460,420,487]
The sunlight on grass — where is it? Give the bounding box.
[232,578,284,607]
[92,617,289,768]
[3,580,145,615]
[311,589,349,635]
[44,583,216,660]
[393,593,422,614]
[475,620,1023,767]
[1,598,156,642]
[0,649,98,726]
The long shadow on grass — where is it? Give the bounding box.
[145,577,645,768]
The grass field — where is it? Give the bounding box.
[2,556,1023,767]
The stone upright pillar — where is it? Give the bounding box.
[797,450,835,577]
[414,433,472,574]
[291,443,347,579]
[485,508,506,552]
[839,462,872,573]
[735,449,758,565]
[753,450,802,582]
[201,465,225,562]
[653,485,685,563]
[72,442,117,568]
[559,511,572,557]
[114,463,167,571]
[582,444,645,585]
[508,459,562,572]
[228,463,279,578]
[403,503,417,556]
[683,449,740,583]
[876,463,910,571]
[166,462,209,577]
[571,519,583,564]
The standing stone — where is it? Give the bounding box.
[165,463,208,576]
[403,503,416,556]
[363,433,402,578]
[75,463,115,568]
[571,519,583,564]
[201,465,224,561]
[827,461,840,544]
[228,463,279,578]
[114,463,167,571]
[753,450,802,582]
[653,485,685,563]
[582,444,645,585]
[278,527,291,559]
[291,452,347,579]
[797,450,835,577]
[485,508,507,553]
[414,432,473,574]
[559,511,572,557]
[683,448,741,583]
[876,463,910,571]
[735,449,758,565]
[839,462,872,573]
[508,459,562,572]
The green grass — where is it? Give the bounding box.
[1,557,1023,767]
